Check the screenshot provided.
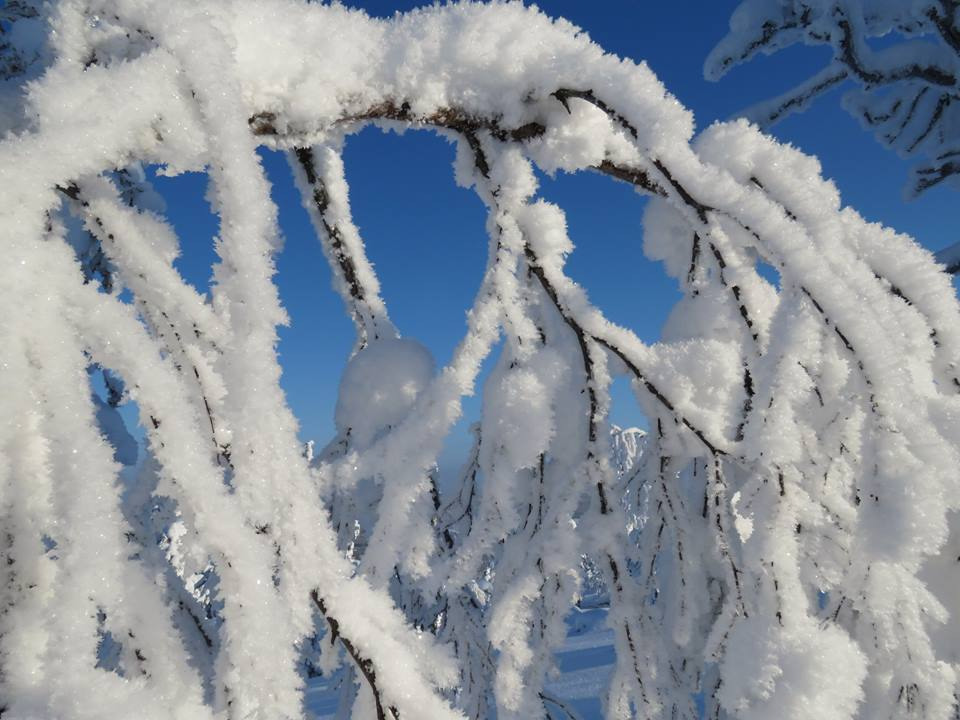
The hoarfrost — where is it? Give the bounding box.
[1,1,958,719]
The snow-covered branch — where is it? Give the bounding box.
[2,2,959,719]
[708,0,960,212]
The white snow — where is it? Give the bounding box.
[1,1,958,719]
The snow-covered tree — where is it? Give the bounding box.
[707,0,960,270]
[2,2,959,719]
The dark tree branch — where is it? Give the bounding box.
[929,2,960,55]
[914,157,960,194]
[907,94,951,152]
[546,92,762,447]
[750,65,849,127]
[713,3,960,196]
[293,147,367,306]
[834,15,957,88]
[539,691,582,720]
[311,590,399,720]
[522,244,726,456]
[709,7,812,76]
[290,146,391,349]
[250,103,664,196]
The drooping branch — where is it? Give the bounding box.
[709,0,960,202]
[833,15,957,88]
[55,180,233,468]
[523,244,725,457]
[743,65,850,127]
[289,145,395,349]
[311,591,399,720]
[551,90,765,442]
[748,175,960,392]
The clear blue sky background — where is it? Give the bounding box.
[150,0,958,458]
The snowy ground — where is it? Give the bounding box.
[304,602,614,720]
[543,604,614,719]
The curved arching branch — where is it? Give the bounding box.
[249,104,665,197]
[256,92,750,458]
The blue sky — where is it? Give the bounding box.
[152,0,958,455]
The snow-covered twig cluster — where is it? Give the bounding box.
[708,0,960,202]
[1,2,959,719]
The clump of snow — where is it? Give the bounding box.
[721,617,867,720]
[335,338,434,450]
[482,348,568,471]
